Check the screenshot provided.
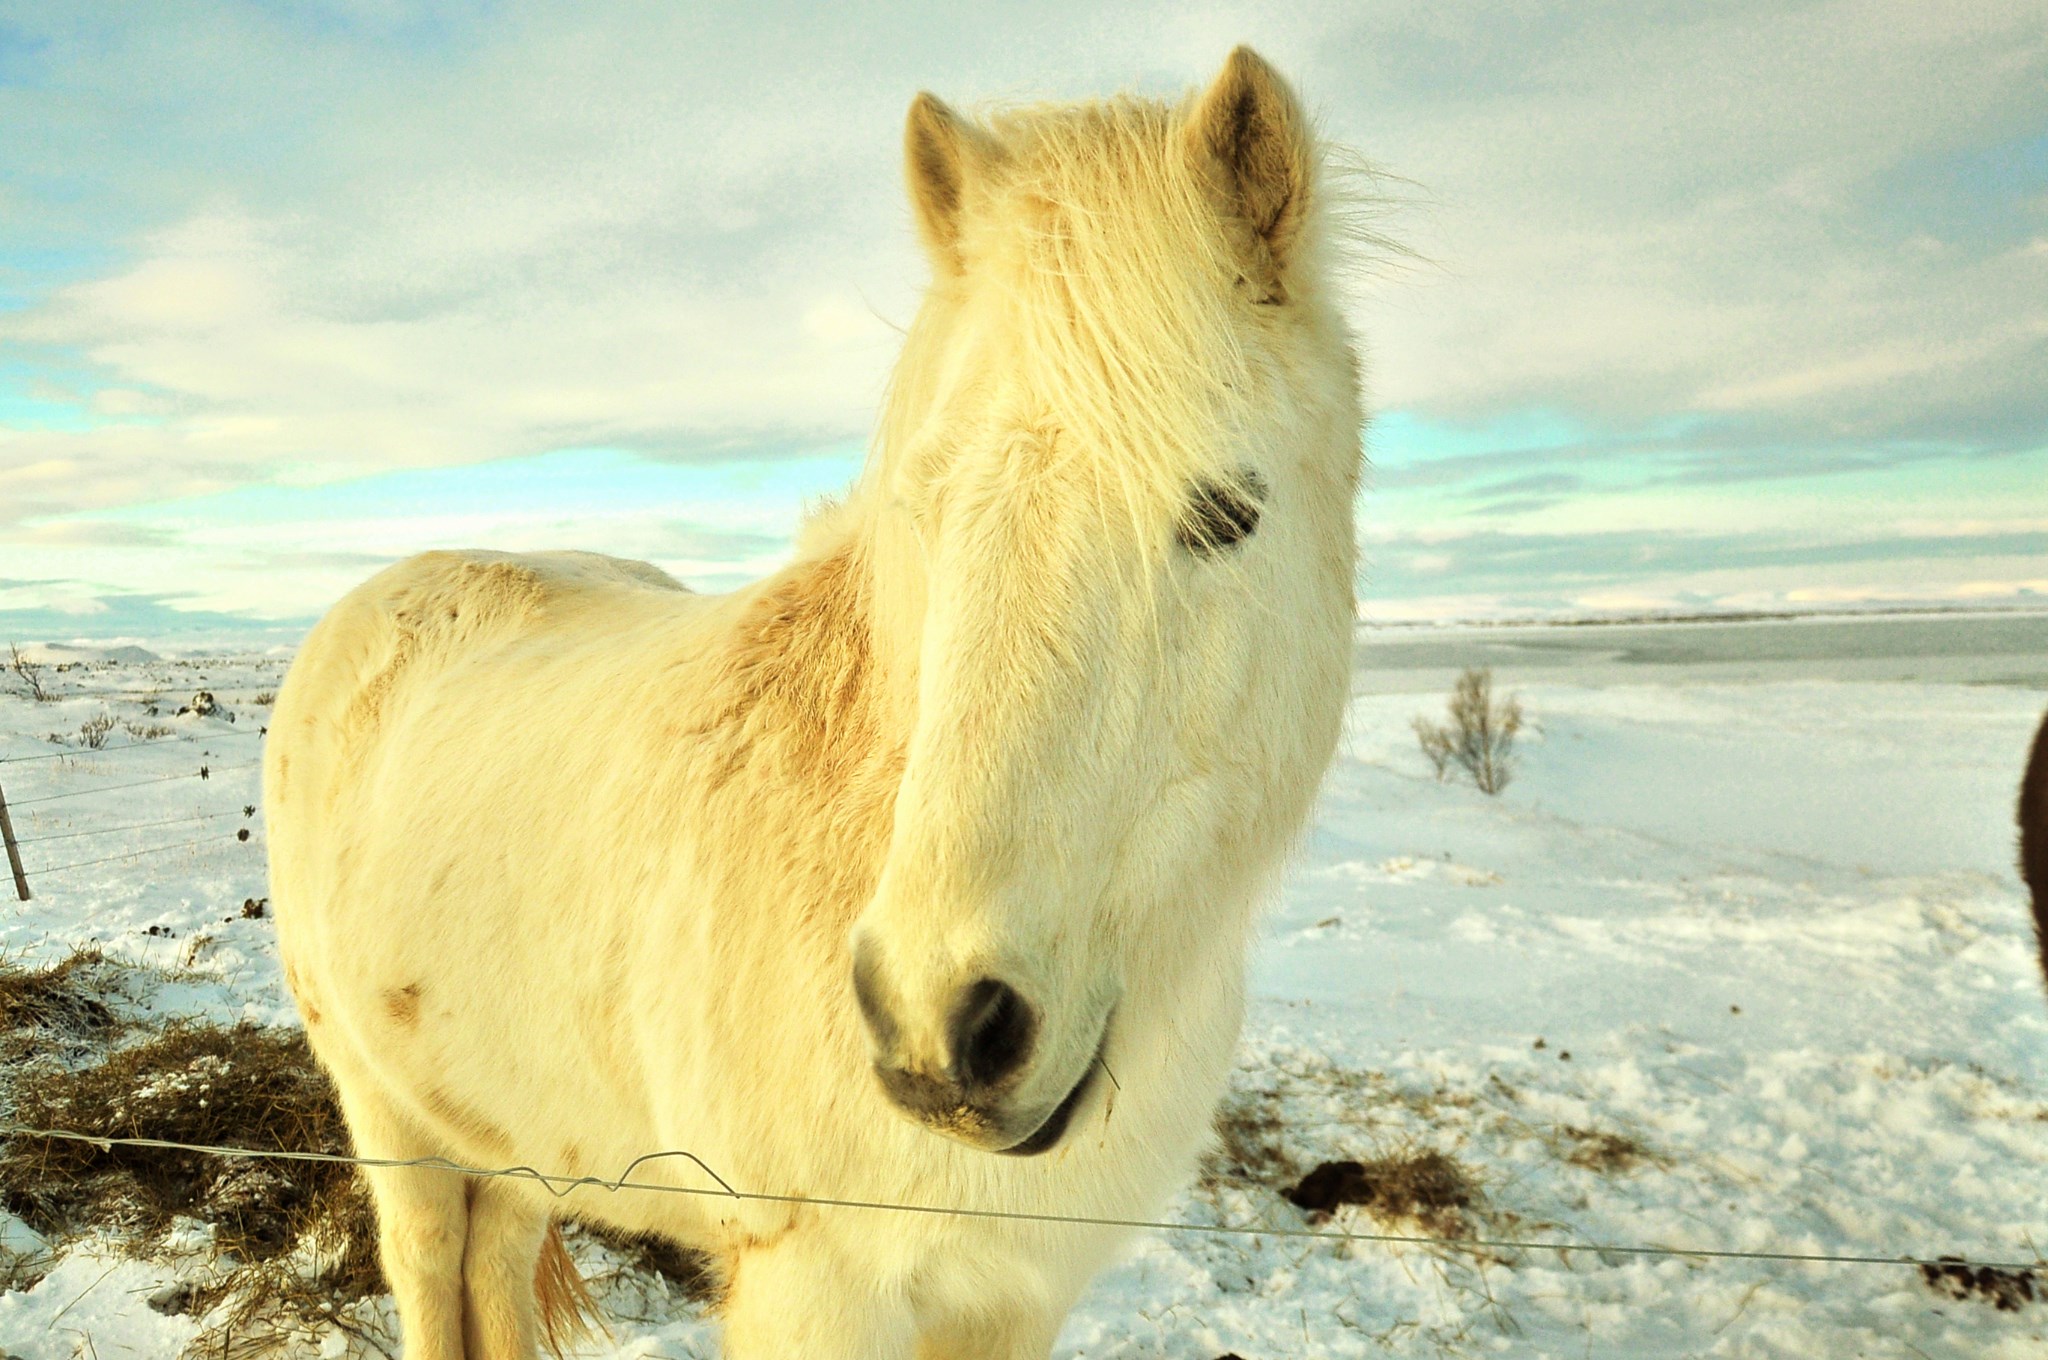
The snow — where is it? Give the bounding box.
[3,615,2046,1357]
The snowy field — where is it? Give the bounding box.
[2,612,2047,1357]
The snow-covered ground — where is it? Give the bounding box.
[2,614,2046,1358]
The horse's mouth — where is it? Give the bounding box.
[997,1029,1108,1158]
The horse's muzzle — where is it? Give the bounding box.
[870,1039,1101,1156]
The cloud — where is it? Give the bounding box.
[1,1,2044,624]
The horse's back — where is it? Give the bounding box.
[278,546,682,732]
[265,549,692,909]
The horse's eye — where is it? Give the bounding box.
[1176,470,1266,556]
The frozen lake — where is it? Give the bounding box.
[1355,609,2048,693]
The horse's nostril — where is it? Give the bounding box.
[949,978,1037,1089]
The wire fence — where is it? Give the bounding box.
[1,726,266,765]
[0,673,2043,1313]
[4,759,262,809]
[8,809,248,848]
[0,716,264,899]
[2,1124,2040,1276]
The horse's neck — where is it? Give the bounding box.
[684,524,909,922]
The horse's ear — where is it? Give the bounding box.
[905,92,994,275]
[1185,46,1314,300]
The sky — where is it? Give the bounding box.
[1,0,2044,642]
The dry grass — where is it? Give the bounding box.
[579,1222,721,1308]
[0,947,126,1062]
[0,1021,352,1257]
[1553,1124,1658,1174]
[1283,1149,1478,1239]
[0,1005,390,1354]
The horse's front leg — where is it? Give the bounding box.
[915,1304,1064,1360]
[460,1177,550,1359]
[722,1234,915,1359]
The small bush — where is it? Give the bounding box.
[253,691,278,707]
[77,711,117,749]
[122,720,175,740]
[6,642,52,703]
[1413,667,1523,795]
[1411,715,1454,779]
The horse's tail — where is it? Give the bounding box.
[534,1220,601,1357]
[2021,706,2048,989]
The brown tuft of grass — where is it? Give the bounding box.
[1284,1149,1478,1238]
[1554,1125,1657,1174]
[0,1016,395,1354]
[1204,1088,1297,1189]
[0,947,125,1062]
[0,1021,349,1256]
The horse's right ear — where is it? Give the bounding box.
[1185,47,1314,302]
[906,93,994,275]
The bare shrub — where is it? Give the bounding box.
[1413,667,1523,795]
[1411,715,1454,780]
[6,642,52,703]
[77,711,117,749]
[122,720,175,741]
[253,690,278,707]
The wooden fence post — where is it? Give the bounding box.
[0,773,29,901]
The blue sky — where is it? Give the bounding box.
[1,1,2044,640]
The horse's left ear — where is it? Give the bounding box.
[1185,46,1314,301]
[906,93,997,276]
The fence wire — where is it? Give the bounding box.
[1,728,265,765]
[11,809,250,848]
[26,832,261,877]
[0,697,2040,1297]
[5,759,263,807]
[0,1124,2038,1276]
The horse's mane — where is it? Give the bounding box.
[849,93,1366,561]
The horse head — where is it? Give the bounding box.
[848,48,1365,1155]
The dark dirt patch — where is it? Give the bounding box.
[1284,1150,1476,1238]
[1921,1256,2041,1312]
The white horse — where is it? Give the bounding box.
[266,46,1366,1359]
